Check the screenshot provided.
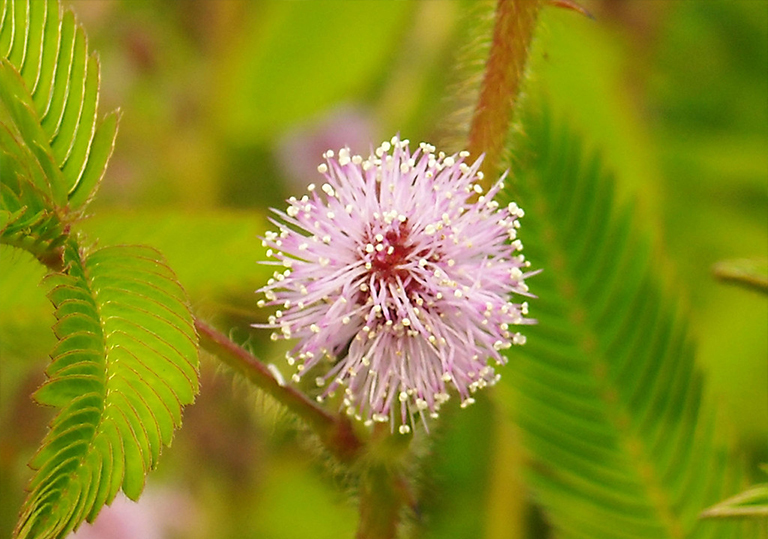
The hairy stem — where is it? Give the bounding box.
[467,0,543,185]
[356,425,415,539]
[195,319,363,462]
[357,466,409,539]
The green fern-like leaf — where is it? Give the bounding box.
[505,114,741,538]
[0,0,118,226]
[0,129,67,266]
[0,56,67,261]
[2,3,200,537]
[13,239,199,539]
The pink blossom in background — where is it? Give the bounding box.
[276,106,377,190]
[68,488,197,539]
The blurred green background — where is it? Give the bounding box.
[1,1,765,537]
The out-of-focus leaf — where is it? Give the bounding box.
[246,456,357,539]
[526,7,663,220]
[502,112,741,538]
[76,210,271,297]
[218,0,411,143]
[643,1,768,441]
[0,245,52,361]
[418,396,498,539]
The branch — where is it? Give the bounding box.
[355,425,415,539]
[467,0,543,186]
[713,258,768,295]
[195,318,363,462]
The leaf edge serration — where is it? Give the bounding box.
[503,111,743,539]
[14,238,199,539]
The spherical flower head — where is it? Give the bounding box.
[257,136,534,434]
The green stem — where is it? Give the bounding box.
[356,425,415,539]
[467,0,543,186]
[196,321,417,537]
[195,319,363,462]
[712,258,768,295]
[357,466,409,539]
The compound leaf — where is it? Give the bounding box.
[14,239,199,539]
[0,0,118,230]
[505,113,742,539]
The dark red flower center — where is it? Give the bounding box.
[371,226,412,281]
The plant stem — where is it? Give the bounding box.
[467,0,543,186]
[195,321,417,537]
[356,425,415,539]
[195,318,363,462]
[712,258,768,295]
[357,466,409,539]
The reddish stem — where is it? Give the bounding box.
[467,0,543,186]
[355,425,415,539]
[195,319,362,462]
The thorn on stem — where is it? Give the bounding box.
[547,0,595,20]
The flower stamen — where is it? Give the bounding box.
[256,136,535,433]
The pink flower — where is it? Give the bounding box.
[258,137,534,433]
